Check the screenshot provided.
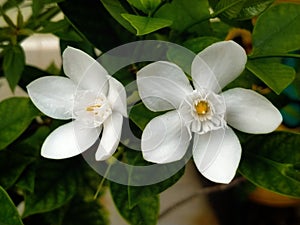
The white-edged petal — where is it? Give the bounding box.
[222,88,282,134]
[107,76,127,117]
[63,46,109,94]
[96,112,123,161]
[192,41,247,93]
[41,120,101,159]
[27,76,76,119]
[193,127,241,184]
[137,61,193,112]
[141,110,190,163]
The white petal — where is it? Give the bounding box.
[27,76,75,119]
[96,112,123,160]
[192,41,247,93]
[193,127,241,184]
[222,88,283,134]
[137,61,193,111]
[63,47,109,94]
[107,76,127,117]
[41,121,101,159]
[141,110,191,163]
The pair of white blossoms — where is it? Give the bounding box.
[27,41,282,184]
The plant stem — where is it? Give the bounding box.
[93,163,112,200]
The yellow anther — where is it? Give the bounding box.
[86,104,101,112]
[195,101,209,115]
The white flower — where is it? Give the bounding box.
[27,47,127,161]
[137,41,282,184]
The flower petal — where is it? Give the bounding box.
[192,41,247,93]
[137,61,193,111]
[107,76,127,117]
[222,88,283,134]
[41,121,101,159]
[27,76,75,119]
[96,112,123,161]
[141,110,191,163]
[193,127,241,184]
[63,47,109,94]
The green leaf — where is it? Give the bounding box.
[127,168,185,207]
[110,182,159,225]
[16,164,36,193]
[246,59,295,94]
[155,0,210,32]
[39,19,69,33]
[61,197,109,225]
[100,0,135,33]
[251,3,300,56]
[111,149,185,208]
[122,14,172,35]
[1,0,24,11]
[236,0,274,20]
[183,36,221,53]
[3,126,51,192]
[3,45,25,91]
[214,0,274,20]
[239,132,300,198]
[23,159,78,217]
[127,0,162,14]
[129,102,162,130]
[32,0,44,17]
[0,150,35,189]
[59,0,133,51]
[0,97,40,150]
[0,186,24,225]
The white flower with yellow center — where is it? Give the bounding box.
[137,41,282,183]
[27,47,127,160]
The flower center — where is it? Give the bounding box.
[73,91,112,128]
[195,100,210,115]
[179,89,227,135]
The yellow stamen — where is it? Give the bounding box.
[195,101,209,115]
[86,104,101,112]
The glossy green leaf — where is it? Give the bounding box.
[214,0,274,20]
[183,36,221,53]
[155,0,210,31]
[23,159,78,217]
[0,150,35,189]
[127,0,161,14]
[0,97,40,150]
[129,102,162,130]
[100,0,135,33]
[246,59,295,94]
[3,45,25,91]
[0,186,24,225]
[239,132,300,198]
[251,3,300,56]
[122,14,172,35]
[110,182,159,225]
[237,0,274,20]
